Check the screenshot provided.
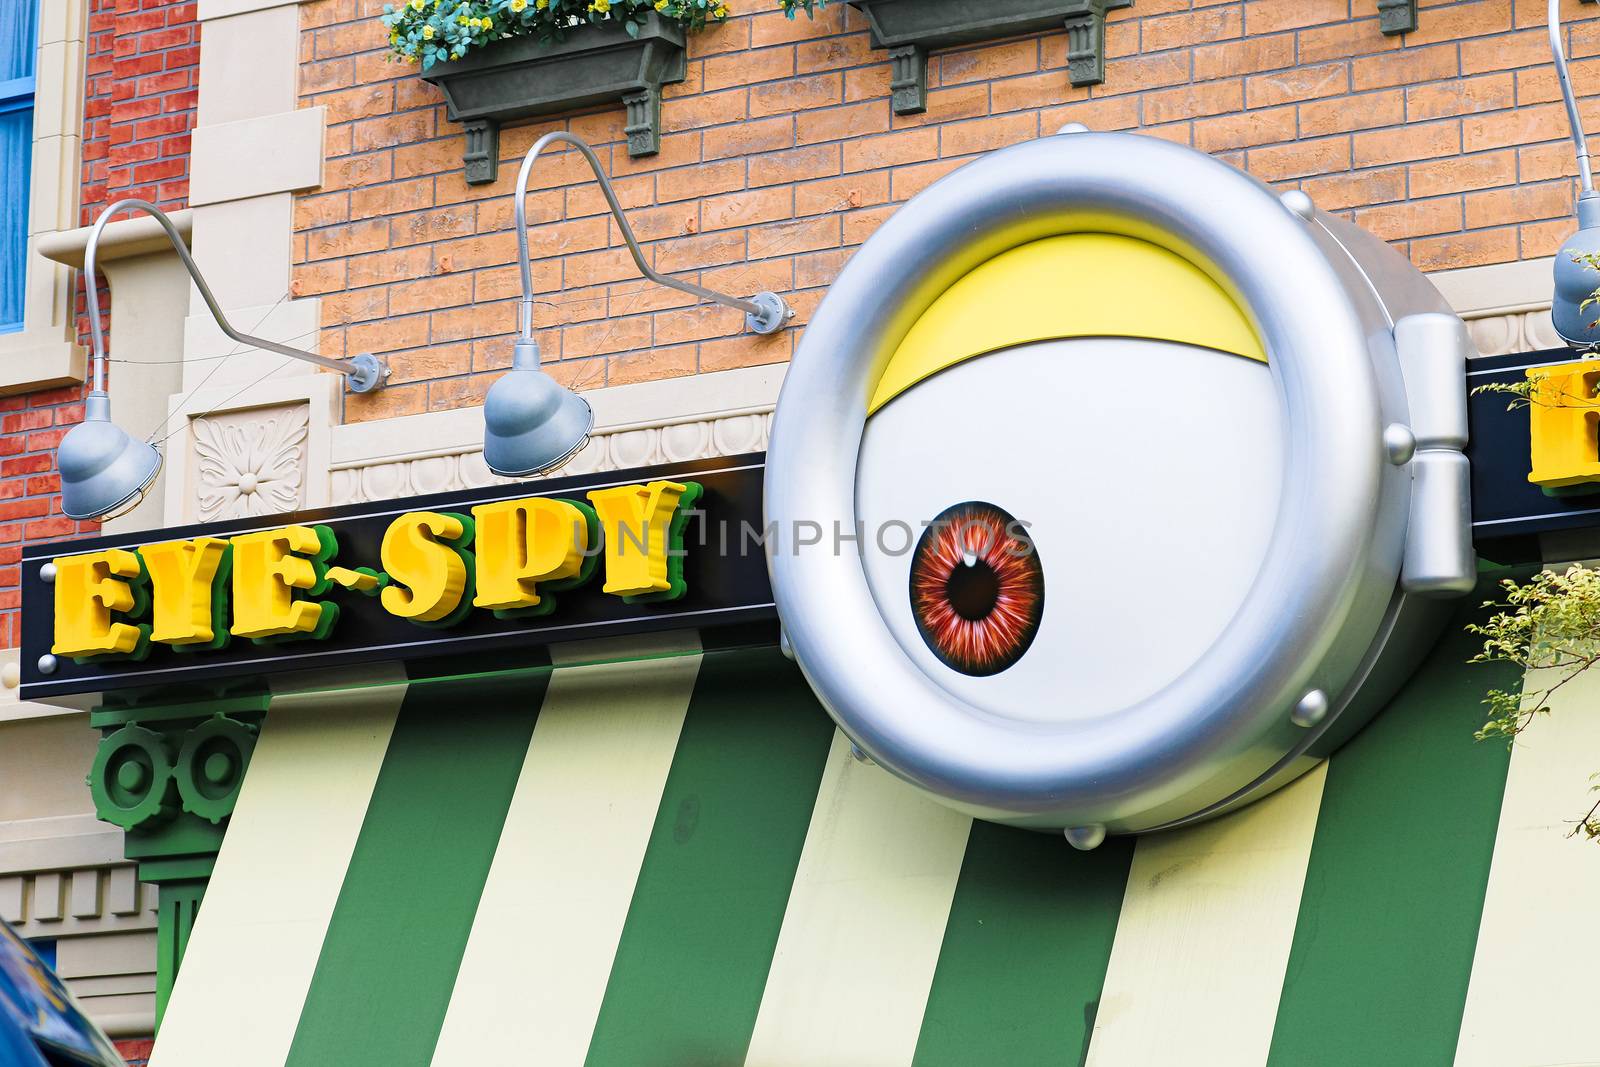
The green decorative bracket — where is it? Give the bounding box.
[87,692,267,1028]
[422,13,687,185]
[1381,0,1600,34]
[850,0,1135,115]
[1377,0,1416,35]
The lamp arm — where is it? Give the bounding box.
[512,132,791,339]
[83,199,384,393]
[1549,0,1595,198]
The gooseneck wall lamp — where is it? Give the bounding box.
[1549,0,1600,348]
[60,199,388,522]
[62,138,794,518]
[484,132,794,477]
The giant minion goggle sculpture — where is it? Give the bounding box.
[765,129,1476,847]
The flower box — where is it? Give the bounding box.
[847,0,1133,114]
[421,13,686,185]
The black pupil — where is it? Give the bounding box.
[945,556,999,621]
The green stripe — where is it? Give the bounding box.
[913,822,1133,1067]
[1267,596,1521,1065]
[584,649,836,1067]
[286,673,548,1066]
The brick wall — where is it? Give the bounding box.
[0,0,199,649]
[293,0,1600,425]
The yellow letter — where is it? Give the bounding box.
[380,511,473,625]
[471,497,594,615]
[51,549,148,659]
[1527,359,1600,490]
[586,480,700,600]
[230,526,336,640]
[141,537,229,648]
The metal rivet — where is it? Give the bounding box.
[849,743,873,765]
[1056,122,1091,135]
[116,760,148,792]
[1292,689,1329,728]
[203,751,235,786]
[36,655,58,675]
[39,562,56,584]
[1064,825,1106,851]
[1383,423,1417,465]
[1280,190,1316,220]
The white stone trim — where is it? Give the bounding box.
[163,374,338,526]
[2,0,89,395]
[189,107,327,208]
[1431,257,1560,359]
[327,364,787,505]
[197,0,302,20]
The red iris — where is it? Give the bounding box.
[909,501,1044,676]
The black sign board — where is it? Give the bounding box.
[21,454,774,707]
[1467,347,1600,562]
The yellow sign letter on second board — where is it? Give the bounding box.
[141,537,228,647]
[471,498,590,613]
[51,549,146,659]
[231,526,333,640]
[380,511,472,624]
[1527,359,1600,490]
[587,480,692,599]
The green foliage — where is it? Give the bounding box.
[1471,374,1600,412]
[383,0,827,69]
[1575,249,1600,329]
[1468,564,1600,842]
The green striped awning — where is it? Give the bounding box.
[145,610,1600,1066]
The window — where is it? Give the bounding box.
[0,0,37,335]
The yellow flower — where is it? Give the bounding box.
[536,0,548,7]
[482,17,493,29]
[654,0,668,9]
[713,4,726,15]
[590,0,610,12]
[510,0,525,10]
[409,0,423,9]
[422,23,435,36]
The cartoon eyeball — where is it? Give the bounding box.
[766,132,1476,843]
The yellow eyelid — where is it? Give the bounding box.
[867,234,1267,413]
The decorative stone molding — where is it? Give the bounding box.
[330,409,772,506]
[1463,307,1562,359]
[326,364,784,506]
[162,374,335,526]
[0,814,159,1038]
[0,863,157,941]
[192,404,310,520]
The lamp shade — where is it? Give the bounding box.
[483,341,593,478]
[1552,196,1600,349]
[59,394,161,521]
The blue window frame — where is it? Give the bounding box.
[1,0,40,335]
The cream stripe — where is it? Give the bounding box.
[1086,762,1327,1067]
[743,731,972,1067]
[1454,663,1600,1067]
[430,643,701,1067]
[151,682,405,1067]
